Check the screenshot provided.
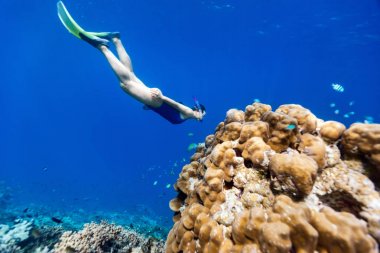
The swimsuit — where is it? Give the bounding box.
[146,102,187,124]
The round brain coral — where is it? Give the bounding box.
[166,102,380,253]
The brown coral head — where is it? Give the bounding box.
[225,109,245,124]
[269,152,318,197]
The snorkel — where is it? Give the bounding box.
[193,96,206,121]
[193,96,201,112]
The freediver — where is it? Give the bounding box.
[58,2,206,124]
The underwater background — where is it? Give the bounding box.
[0,0,380,248]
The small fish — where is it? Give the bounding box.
[329,103,336,108]
[331,83,344,92]
[153,181,158,186]
[187,143,198,152]
[42,167,48,172]
[166,184,171,189]
[349,101,355,106]
[334,109,340,115]
[254,98,261,103]
[348,111,355,115]
[343,114,350,118]
[51,217,63,224]
[187,132,194,137]
[285,124,296,130]
[364,116,374,124]
[23,208,29,213]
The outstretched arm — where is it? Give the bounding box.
[162,96,204,121]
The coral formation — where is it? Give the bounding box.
[0,190,169,253]
[342,123,380,170]
[319,121,346,143]
[0,220,33,252]
[166,102,380,253]
[269,151,318,197]
[54,221,165,253]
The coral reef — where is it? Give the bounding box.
[54,221,164,253]
[0,219,165,253]
[166,102,380,253]
[342,123,380,170]
[0,189,168,253]
[0,220,33,252]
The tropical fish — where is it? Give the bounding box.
[349,101,355,106]
[187,143,198,151]
[187,132,194,137]
[329,103,336,108]
[348,111,355,115]
[166,184,171,189]
[285,124,296,130]
[364,116,374,124]
[51,217,63,224]
[334,110,340,115]
[153,181,158,186]
[254,98,261,103]
[343,114,350,118]
[331,83,344,92]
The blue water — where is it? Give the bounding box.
[0,0,379,230]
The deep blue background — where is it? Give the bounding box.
[0,0,379,221]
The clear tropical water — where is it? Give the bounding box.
[0,0,379,235]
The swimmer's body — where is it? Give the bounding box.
[96,34,206,124]
[57,1,205,124]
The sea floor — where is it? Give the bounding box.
[0,182,169,252]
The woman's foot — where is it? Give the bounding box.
[79,32,110,48]
[88,32,120,40]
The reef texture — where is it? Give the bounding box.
[166,103,380,253]
[54,221,164,253]
[0,220,33,252]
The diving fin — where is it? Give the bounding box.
[87,32,121,40]
[57,1,109,47]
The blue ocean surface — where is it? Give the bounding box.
[0,0,379,241]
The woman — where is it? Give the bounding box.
[58,1,206,124]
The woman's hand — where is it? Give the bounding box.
[193,110,206,121]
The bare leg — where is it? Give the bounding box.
[112,38,133,72]
[99,45,135,84]
[98,45,160,107]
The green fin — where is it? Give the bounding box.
[57,1,109,47]
[88,32,120,40]
[57,1,85,39]
[56,1,101,40]
[88,32,110,37]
